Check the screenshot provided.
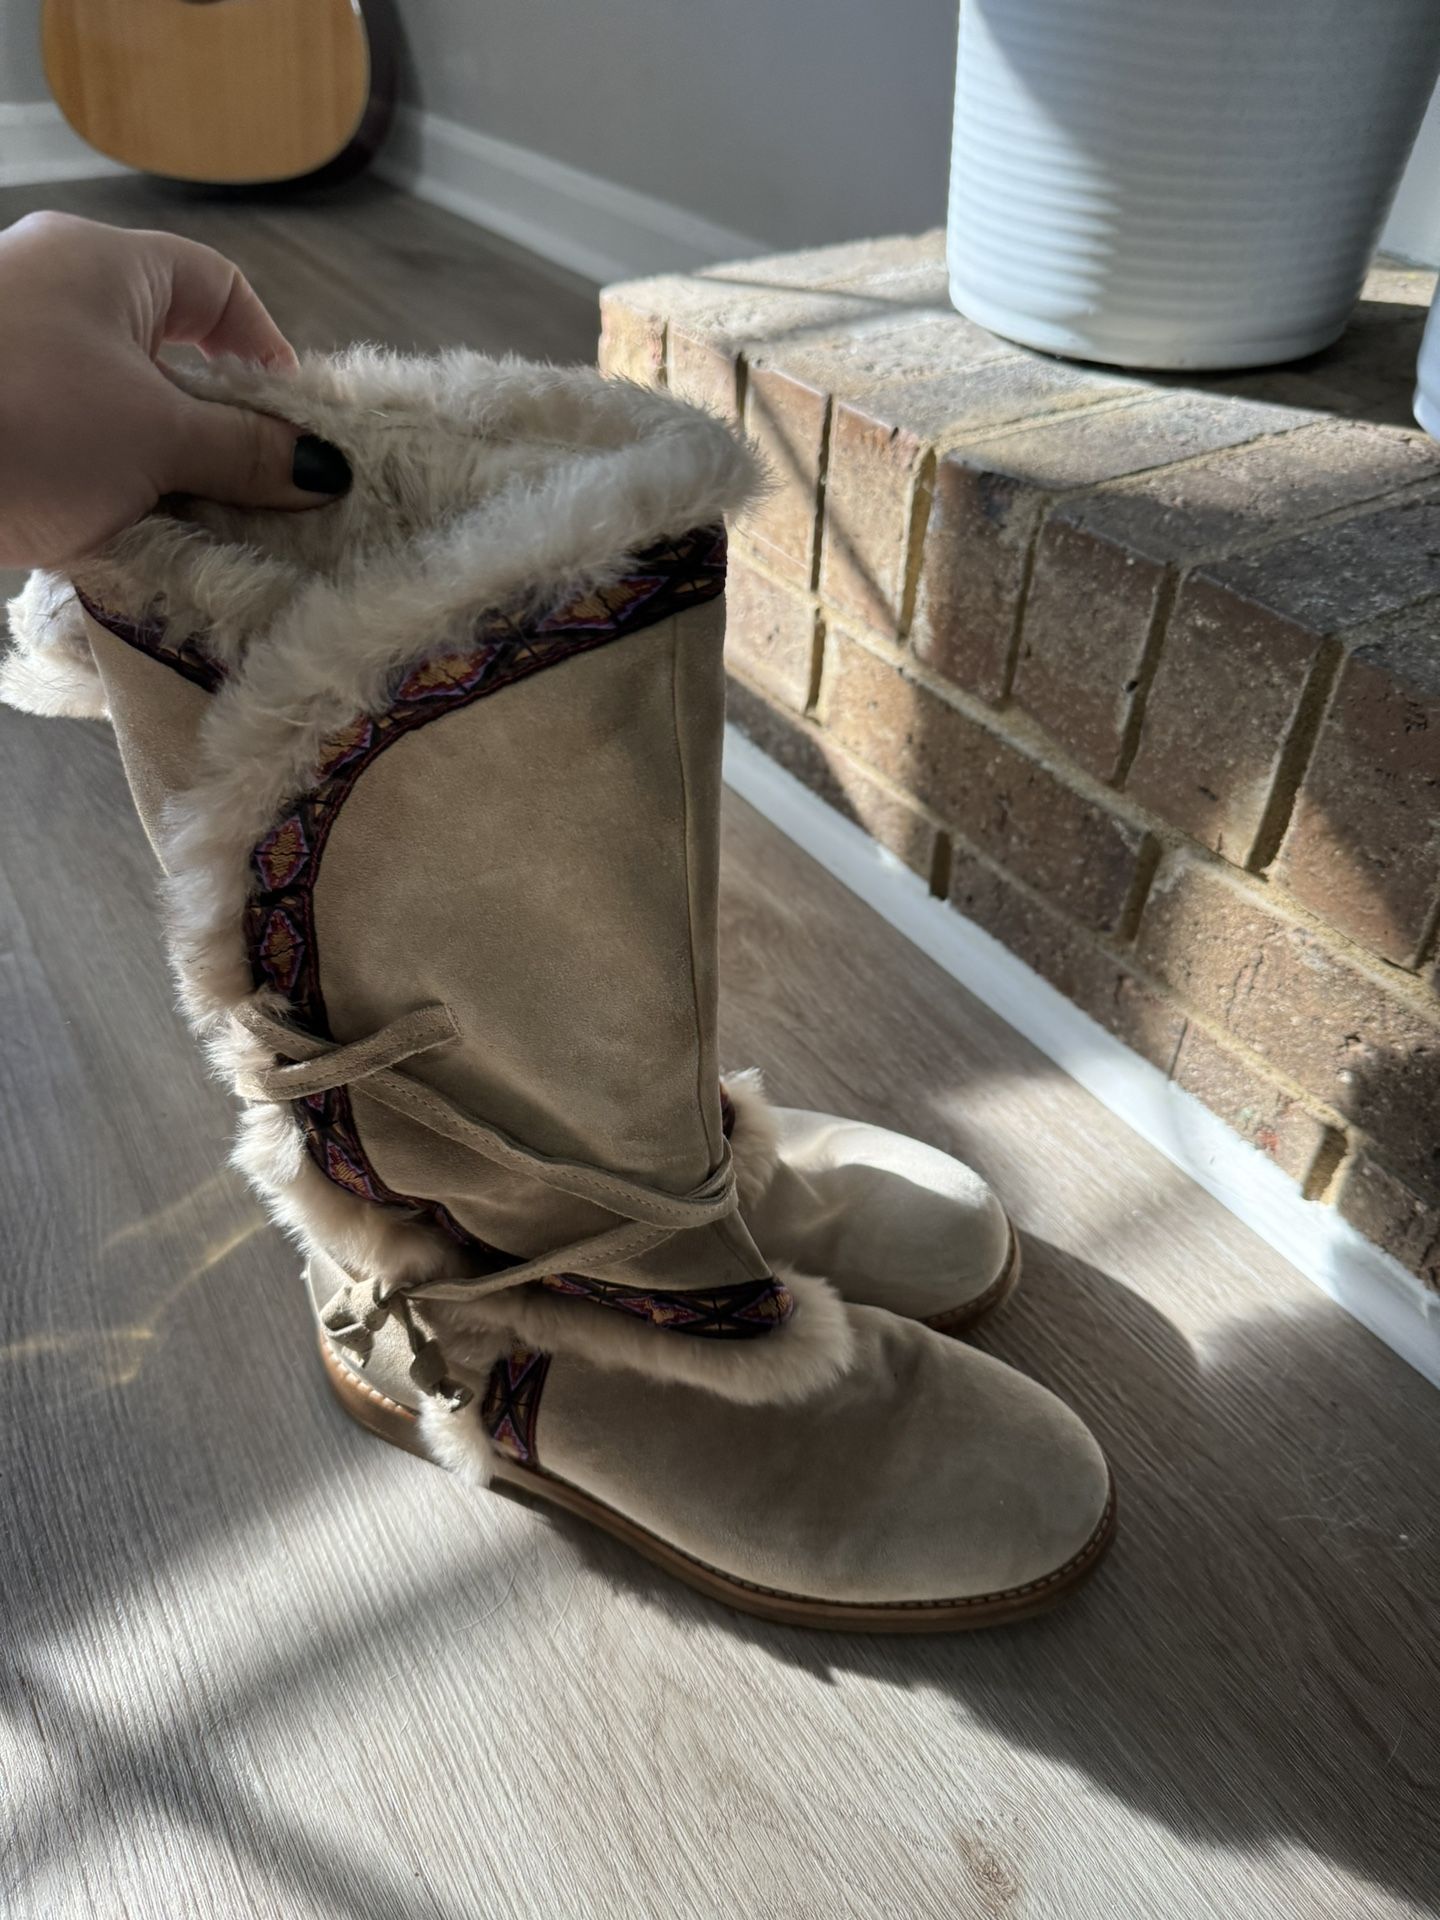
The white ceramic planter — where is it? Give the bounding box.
[1416,293,1440,440]
[947,1,1440,371]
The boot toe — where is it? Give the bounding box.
[803,1306,1113,1607]
[534,1303,1113,1619]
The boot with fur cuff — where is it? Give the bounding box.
[722,1073,1021,1333]
[3,349,1113,1630]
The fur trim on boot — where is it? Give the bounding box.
[723,1068,783,1211]
[1,350,869,1402]
[1,572,109,718]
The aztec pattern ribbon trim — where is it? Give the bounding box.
[236,524,785,1347]
[243,523,727,1255]
[481,1350,552,1465]
[77,592,228,692]
[539,1271,795,1337]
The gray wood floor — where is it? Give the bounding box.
[2,177,1438,1920]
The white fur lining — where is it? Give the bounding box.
[1,573,109,719]
[724,1068,782,1211]
[417,1393,499,1486]
[415,1266,852,1483]
[434,1267,852,1408]
[231,1095,461,1286]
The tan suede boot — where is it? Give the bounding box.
[3,351,1113,1630]
[722,1074,1021,1333]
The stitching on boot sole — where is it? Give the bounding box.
[921,1223,1021,1336]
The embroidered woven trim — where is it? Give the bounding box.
[77,591,228,692]
[481,1349,552,1464]
[243,524,727,1256]
[538,1271,794,1337]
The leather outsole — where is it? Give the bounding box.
[920,1221,1023,1337]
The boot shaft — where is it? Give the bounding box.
[2,353,864,1402]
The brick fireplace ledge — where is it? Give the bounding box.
[600,233,1440,1298]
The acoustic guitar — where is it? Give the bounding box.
[43,0,395,186]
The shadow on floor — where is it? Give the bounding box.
[510,1234,1440,1915]
[4,1162,1437,1917]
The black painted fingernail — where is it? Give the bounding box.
[292,434,353,497]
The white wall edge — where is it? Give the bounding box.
[723,724,1440,1392]
[377,106,762,287]
[1382,77,1440,269]
[0,101,125,188]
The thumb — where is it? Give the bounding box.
[161,393,352,510]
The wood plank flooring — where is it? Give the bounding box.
[1,176,1437,1920]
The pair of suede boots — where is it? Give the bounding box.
[4,351,1114,1631]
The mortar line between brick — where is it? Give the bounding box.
[1246,637,1345,874]
[996,497,1051,705]
[847,625,1163,825]
[828,623,1440,1015]
[1163,1017,1188,1082]
[930,404,1299,515]
[730,663,951,835]
[1303,1127,1351,1204]
[936,415,1314,714]
[1112,568,1182,787]
[730,534,825,606]
[805,610,826,718]
[940,826,1361,1130]
[929,832,954,901]
[1118,834,1163,944]
[925,389,1388,494]
[809,395,834,596]
[936,388,1187,458]
[1041,418,1430,521]
[1131,421,1337,499]
[957,431,1440,590]
[897,448,937,641]
[1175,466,1440,575]
[928,388,1155,465]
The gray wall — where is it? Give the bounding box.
[396,1,1440,263]
[3,0,1436,266]
[395,0,960,250]
[0,0,46,102]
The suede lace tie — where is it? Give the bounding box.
[232,999,741,1407]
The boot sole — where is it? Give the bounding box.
[317,1328,1116,1634]
[920,1221,1023,1338]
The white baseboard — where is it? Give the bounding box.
[723,726,1440,1391]
[0,101,124,188]
[378,106,761,286]
[0,98,760,284]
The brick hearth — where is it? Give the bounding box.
[601,234,1440,1289]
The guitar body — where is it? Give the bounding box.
[43,0,392,186]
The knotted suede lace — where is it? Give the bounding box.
[233,1000,741,1403]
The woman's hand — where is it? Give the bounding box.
[0,211,351,569]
